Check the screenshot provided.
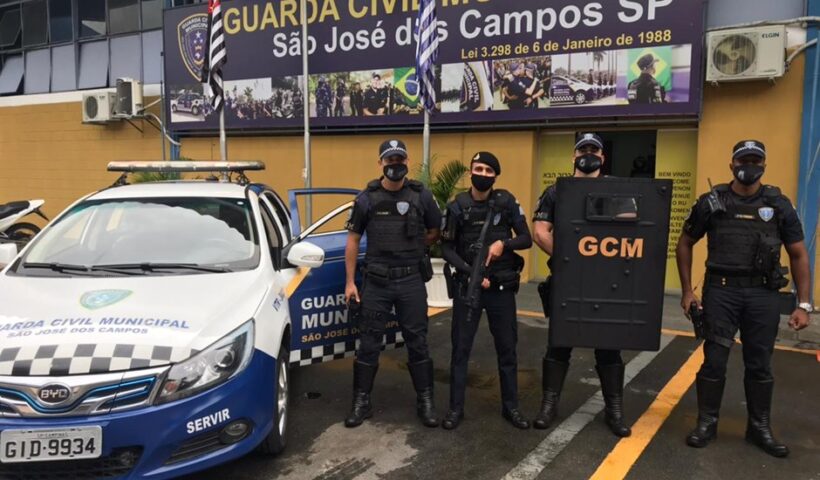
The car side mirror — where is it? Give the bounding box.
[286,241,325,269]
[0,243,18,268]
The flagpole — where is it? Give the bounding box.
[219,108,227,162]
[301,0,312,223]
[423,110,430,169]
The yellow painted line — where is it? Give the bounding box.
[516,311,817,356]
[284,267,311,298]
[589,345,705,480]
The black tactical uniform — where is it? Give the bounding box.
[681,144,804,456]
[531,133,633,437]
[627,54,665,104]
[440,157,532,429]
[344,142,442,428]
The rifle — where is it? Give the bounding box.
[463,200,496,322]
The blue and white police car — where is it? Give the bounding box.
[0,162,394,479]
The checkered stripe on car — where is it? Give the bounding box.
[551,95,575,103]
[290,331,405,366]
[0,344,199,376]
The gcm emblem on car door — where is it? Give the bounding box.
[286,189,403,366]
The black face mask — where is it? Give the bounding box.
[383,163,408,182]
[575,153,602,174]
[733,164,764,186]
[471,174,496,192]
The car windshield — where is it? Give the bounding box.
[16,197,259,276]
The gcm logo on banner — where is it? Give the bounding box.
[578,236,644,258]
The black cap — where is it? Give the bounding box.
[575,132,603,151]
[379,139,408,160]
[732,140,766,160]
[637,54,658,70]
[471,151,501,175]
[372,72,381,79]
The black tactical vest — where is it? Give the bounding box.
[455,190,518,272]
[364,179,426,266]
[706,184,782,273]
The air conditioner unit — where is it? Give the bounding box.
[113,77,144,118]
[82,92,116,123]
[706,26,787,82]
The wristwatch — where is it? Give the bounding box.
[797,302,814,314]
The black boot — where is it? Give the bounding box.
[596,363,632,437]
[442,409,463,430]
[744,378,789,458]
[503,409,531,429]
[686,376,724,448]
[533,358,569,430]
[409,359,440,428]
[344,361,378,428]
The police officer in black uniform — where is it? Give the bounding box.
[676,140,812,457]
[627,53,666,104]
[343,139,442,428]
[440,152,532,430]
[531,133,634,437]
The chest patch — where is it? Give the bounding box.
[758,207,774,222]
[397,201,410,215]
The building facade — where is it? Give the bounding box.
[0,0,817,302]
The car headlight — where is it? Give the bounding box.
[155,320,254,404]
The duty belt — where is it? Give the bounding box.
[706,271,768,288]
[387,264,420,279]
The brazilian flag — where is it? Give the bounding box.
[394,67,420,108]
[628,46,672,92]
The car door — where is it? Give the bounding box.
[284,189,401,366]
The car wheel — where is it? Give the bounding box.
[574,91,587,105]
[192,106,201,116]
[258,341,289,456]
[5,223,40,243]
[171,104,178,112]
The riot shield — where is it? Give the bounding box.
[549,177,672,351]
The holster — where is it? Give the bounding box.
[420,254,434,283]
[537,276,552,318]
[443,263,455,299]
[754,236,790,291]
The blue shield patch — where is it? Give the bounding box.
[397,201,410,215]
[758,207,774,222]
[81,290,132,310]
[177,14,209,81]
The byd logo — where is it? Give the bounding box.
[38,384,72,404]
[578,236,644,258]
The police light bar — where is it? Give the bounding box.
[107,161,265,173]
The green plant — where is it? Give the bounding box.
[414,154,470,211]
[413,154,470,257]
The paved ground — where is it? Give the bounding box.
[187,284,819,480]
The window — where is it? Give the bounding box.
[263,192,293,242]
[260,203,283,269]
[48,0,71,43]
[109,0,139,34]
[22,0,48,47]
[141,0,162,30]
[78,0,106,38]
[0,54,23,94]
[0,5,21,50]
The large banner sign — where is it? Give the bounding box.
[163,0,706,131]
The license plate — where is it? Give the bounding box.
[0,426,102,463]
